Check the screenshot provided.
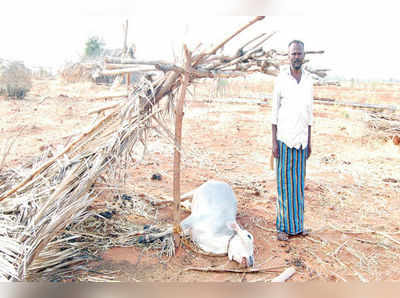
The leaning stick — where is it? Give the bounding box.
[88,102,121,115]
[271,267,296,282]
[184,265,286,274]
[238,33,267,52]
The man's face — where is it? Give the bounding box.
[289,43,305,71]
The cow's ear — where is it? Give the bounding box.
[226,221,239,231]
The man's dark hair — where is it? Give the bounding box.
[288,40,304,48]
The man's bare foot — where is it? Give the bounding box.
[277,232,289,241]
[300,229,311,236]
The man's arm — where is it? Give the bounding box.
[307,125,311,159]
[307,79,313,159]
[272,124,278,158]
[271,78,281,158]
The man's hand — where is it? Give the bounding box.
[307,125,312,159]
[307,145,312,159]
[272,124,279,158]
[272,141,279,158]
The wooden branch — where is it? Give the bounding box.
[151,116,183,152]
[104,63,157,70]
[192,16,265,66]
[238,33,267,52]
[126,72,130,91]
[315,100,397,112]
[90,93,128,100]
[172,45,191,249]
[216,33,276,71]
[101,68,155,76]
[104,57,169,65]
[277,50,325,56]
[123,19,128,54]
[271,267,296,282]
[246,31,277,53]
[184,265,286,273]
[136,227,173,242]
[88,102,120,115]
[207,16,265,56]
[0,126,25,169]
[155,63,244,79]
[153,71,180,104]
[233,94,397,112]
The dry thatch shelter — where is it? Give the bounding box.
[0,17,327,281]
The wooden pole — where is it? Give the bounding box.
[123,19,129,91]
[127,72,130,92]
[172,45,191,250]
[123,19,128,55]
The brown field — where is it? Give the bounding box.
[1,76,400,282]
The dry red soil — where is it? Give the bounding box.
[1,78,400,282]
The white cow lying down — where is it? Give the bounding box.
[180,180,254,267]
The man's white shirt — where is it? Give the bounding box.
[271,65,313,149]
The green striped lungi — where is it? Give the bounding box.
[276,140,308,235]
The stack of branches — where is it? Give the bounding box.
[0,16,327,281]
[365,111,400,139]
[101,22,327,82]
[0,59,32,99]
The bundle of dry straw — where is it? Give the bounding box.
[60,62,102,83]
[0,16,327,281]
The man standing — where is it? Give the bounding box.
[271,40,313,241]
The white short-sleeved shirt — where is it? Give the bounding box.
[271,66,313,149]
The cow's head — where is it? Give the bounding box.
[226,221,254,267]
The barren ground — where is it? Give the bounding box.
[1,78,400,282]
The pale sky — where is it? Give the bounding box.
[1,1,400,80]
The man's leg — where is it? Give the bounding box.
[276,141,289,240]
[276,142,309,239]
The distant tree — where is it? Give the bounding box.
[84,36,105,58]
